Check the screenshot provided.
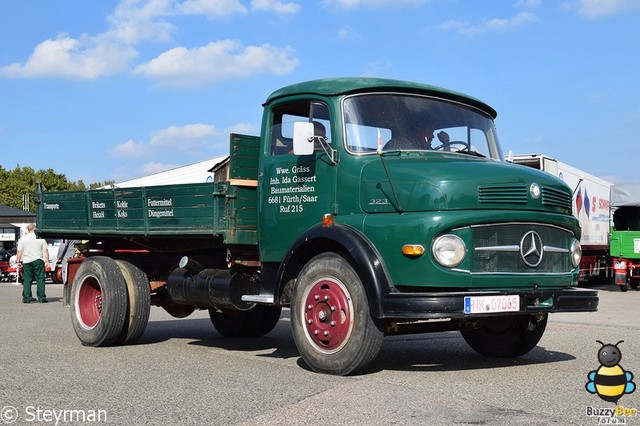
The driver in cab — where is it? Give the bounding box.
[384,121,450,151]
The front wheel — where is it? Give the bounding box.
[291,253,384,375]
[460,314,548,357]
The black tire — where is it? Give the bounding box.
[461,314,548,357]
[290,253,384,376]
[630,278,640,290]
[51,266,63,284]
[114,260,151,344]
[620,282,629,292]
[70,257,128,347]
[209,305,282,337]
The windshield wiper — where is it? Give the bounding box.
[458,148,486,158]
[376,147,403,213]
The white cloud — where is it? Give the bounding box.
[175,0,248,18]
[0,0,167,80]
[109,123,216,158]
[105,0,175,44]
[251,0,301,14]
[134,40,299,88]
[109,139,151,158]
[563,0,640,19]
[337,26,360,41]
[225,123,261,135]
[0,0,276,80]
[322,0,428,9]
[439,11,538,35]
[141,161,181,174]
[149,123,216,148]
[362,60,392,77]
[0,34,138,80]
[516,0,542,7]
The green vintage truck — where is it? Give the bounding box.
[610,182,640,291]
[36,78,598,375]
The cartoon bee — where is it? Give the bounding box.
[585,340,636,403]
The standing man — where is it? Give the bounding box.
[16,223,49,303]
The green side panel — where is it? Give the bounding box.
[36,134,261,246]
[610,230,640,259]
[37,182,257,245]
[229,133,260,180]
[217,184,258,245]
[38,183,219,236]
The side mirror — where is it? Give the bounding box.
[292,122,315,156]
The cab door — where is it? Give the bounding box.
[258,100,337,262]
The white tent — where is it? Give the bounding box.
[611,183,640,208]
[113,156,227,188]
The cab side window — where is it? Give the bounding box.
[270,101,331,155]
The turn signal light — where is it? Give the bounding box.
[402,244,425,257]
[322,213,334,227]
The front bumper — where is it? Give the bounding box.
[381,288,598,320]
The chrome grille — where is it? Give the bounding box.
[472,223,573,274]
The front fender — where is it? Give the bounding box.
[277,223,392,318]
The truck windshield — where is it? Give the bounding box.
[343,93,503,160]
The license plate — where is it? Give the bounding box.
[464,295,520,314]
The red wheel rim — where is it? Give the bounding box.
[76,276,102,329]
[302,278,353,353]
[55,267,63,283]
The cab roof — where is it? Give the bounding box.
[264,77,497,119]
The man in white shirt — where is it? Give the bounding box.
[16,223,50,303]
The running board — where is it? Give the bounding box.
[241,294,275,304]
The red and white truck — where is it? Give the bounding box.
[510,154,613,283]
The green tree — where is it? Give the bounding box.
[0,165,113,211]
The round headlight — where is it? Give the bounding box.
[432,234,466,268]
[570,238,582,268]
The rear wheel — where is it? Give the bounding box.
[630,278,640,290]
[209,305,282,337]
[461,314,548,357]
[114,260,151,344]
[70,257,128,347]
[290,253,384,375]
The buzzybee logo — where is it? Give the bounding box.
[584,340,637,424]
[586,341,636,403]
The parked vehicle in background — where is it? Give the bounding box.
[0,241,62,283]
[610,183,640,291]
[510,154,613,284]
[0,247,16,282]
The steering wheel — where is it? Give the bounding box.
[432,141,468,151]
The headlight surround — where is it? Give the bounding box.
[432,234,466,268]
[570,238,582,268]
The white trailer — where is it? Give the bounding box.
[510,154,613,282]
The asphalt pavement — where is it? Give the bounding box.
[0,281,638,425]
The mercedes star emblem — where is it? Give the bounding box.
[520,230,544,268]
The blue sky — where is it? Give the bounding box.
[1,0,639,184]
